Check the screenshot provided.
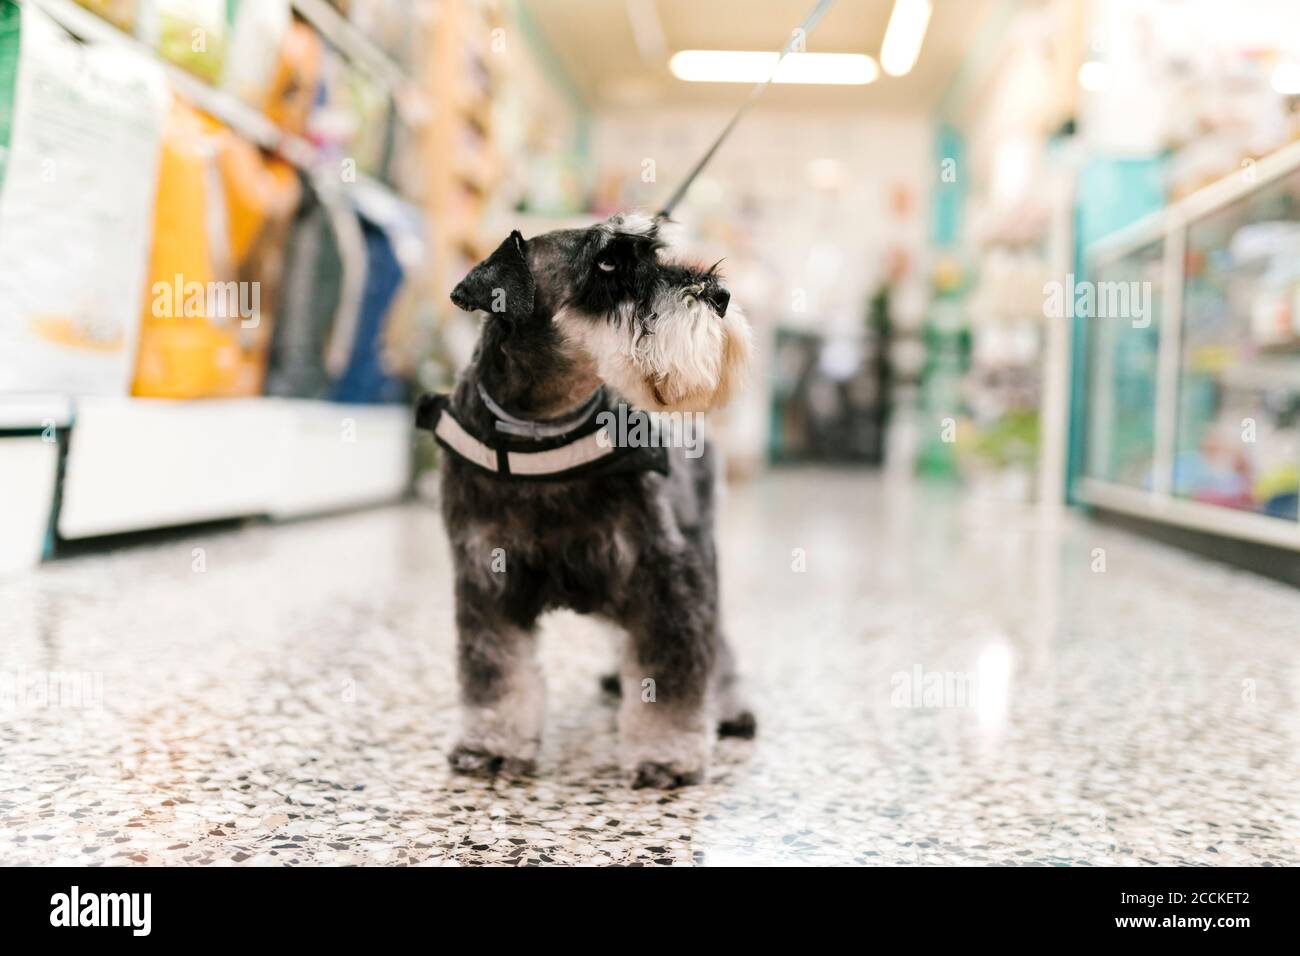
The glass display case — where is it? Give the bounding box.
[1176,170,1300,521]
[1076,146,1300,551]
[1083,239,1163,489]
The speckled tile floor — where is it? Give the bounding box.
[2,469,1298,866]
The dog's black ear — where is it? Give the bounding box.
[450,230,534,321]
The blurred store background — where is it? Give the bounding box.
[3,0,1300,582]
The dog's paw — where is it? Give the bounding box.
[631,761,702,789]
[718,709,757,739]
[448,744,537,779]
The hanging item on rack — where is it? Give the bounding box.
[216,122,301,394]
[263,17,322,136]
[328,213,404,403]
[344,0,418,71]
[265,175,368,399]
[373,209,430,384]
[132,97,299,398]
[0,0,167,396]
[260,17,318,136]
[135,0,230,84]
[72,0,138,32]
[329,180,424,404]
[220,0,290,111]
[131,99,234,398]
[310,45,391,178]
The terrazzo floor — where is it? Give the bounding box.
[2,469,1298,866]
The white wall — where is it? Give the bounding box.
[591,108,932,335]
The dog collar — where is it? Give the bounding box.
[415,392,670,482]
[475,383,606,439]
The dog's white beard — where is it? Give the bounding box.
[556,294,752,413]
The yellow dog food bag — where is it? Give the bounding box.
[133,98,301,398]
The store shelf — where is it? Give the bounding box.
[58,398,411,540]
[426,0,502,318]
[21,0,421,189]
[1075,477,1300,551]
[23,0,316,165]
[0,393,73,430]
[1088,136,1300,267]
[269,400,413,520]
[291,0,417,96]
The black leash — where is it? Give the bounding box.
[657,0,837,218]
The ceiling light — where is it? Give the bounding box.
[1077,60,1108,92]
[880,0,932,78]
[1272,62,1300,95]
[668,50,879,85]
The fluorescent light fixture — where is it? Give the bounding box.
[880,0,932,77]
[1077,60,1108,92]
[1272,62,1300,95]
[669,50,878,85]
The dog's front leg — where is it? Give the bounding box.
[448,576,544,777]
[617,574,717,788]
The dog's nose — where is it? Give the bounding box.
[450,282,472,311]
[706,287,730,317]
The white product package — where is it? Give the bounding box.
[0,3,167,395]
[221,0,290,109]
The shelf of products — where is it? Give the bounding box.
[1176,171,1300,520]
[0,0,434,571]
[424,0,502,316]
[1077,145,1300,551]
[291,0,419,97]
[960,244,1051,501]
[916,186,1076,503]
[24,0,425,190]
[28,0,310,164]
[920,0,1081,503]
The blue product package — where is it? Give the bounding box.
[330,212,407,404]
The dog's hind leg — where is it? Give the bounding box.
[714,633,757,739]
[603,632,755,739]
[448,577,545,778]
[594,620,627,698]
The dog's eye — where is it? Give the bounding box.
[597,260,615,273]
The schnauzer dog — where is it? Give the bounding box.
[423,212,755,789]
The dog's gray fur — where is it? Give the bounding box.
[440,213,754,788]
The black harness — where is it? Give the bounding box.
[415,388,669,482]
